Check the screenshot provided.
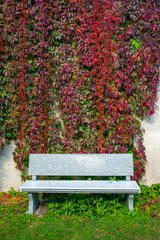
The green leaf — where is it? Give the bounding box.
[131,38,140,49]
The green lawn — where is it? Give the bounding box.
[1,214,160,240]
[0,215,160,240]
[0,184,160,240]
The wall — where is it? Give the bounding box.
[140,88,160,186]
[0,94,160,192]
[0,141,23,192]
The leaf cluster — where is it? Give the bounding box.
[0,0,159,180]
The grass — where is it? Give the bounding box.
[0,214,159,240]
[0,184,160,240]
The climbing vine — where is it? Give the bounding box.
[0,0,159,180]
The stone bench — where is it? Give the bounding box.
[20,153,140,214]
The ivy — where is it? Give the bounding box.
[0,0,159,180]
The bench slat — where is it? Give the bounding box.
[29,153,134,176]
[20,180,140,194]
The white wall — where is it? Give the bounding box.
[0,141,23,192]
[140,89,160,186]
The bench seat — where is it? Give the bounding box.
[21,180,140,194]
[20,153,141,213]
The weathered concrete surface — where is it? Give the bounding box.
[0,141,23,192]
[140,89,160,186]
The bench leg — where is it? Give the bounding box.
[28,193,39,214]
[127,194,134,211]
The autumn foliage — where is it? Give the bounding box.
[0,0,159,180]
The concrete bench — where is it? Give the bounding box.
[20,153,140,214]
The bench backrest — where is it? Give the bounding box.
[29,153,134,177]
